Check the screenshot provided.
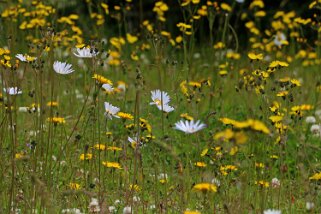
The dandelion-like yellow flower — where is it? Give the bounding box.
[192,183,217,193]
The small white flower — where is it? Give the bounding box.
[263,209,281,214]
[305,116,316,124]
[174,119,206,134]
[88,198,100,213]
[306,202,314,210]
[274,32,287,47]
[157,173,168,180]
[104,102,120,119]
[108,206,116,213]
[102,83,114,93]
[74,47,99,58]
[123,206,132,214]
[53,61,74,74]
[310,124,321,136]
[271,178,280,188]
[4,87,22,95]
[114,199,121,205]
[150,89,174,113]
[211,178,221,187]
[235,0,244,3]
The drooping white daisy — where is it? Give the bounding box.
[102,83,114,93]
[235,0,245,3]
[263,209,281,214]
[4,87,22,95]
[73,47,99,58]
[53,61,74,74]
[150,89,174,113]
[104,102,120,119]
[174,119,206,134]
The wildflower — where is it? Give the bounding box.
[102,83,114,94]
[180,113,194,121]
[309,172,321,180]
[69,182,81,190]
[4,87,22,95]
[126,33,138,44]
[123,206,132,214]
[248,52,263,60]
[271,178,280,188]
[117,112,134,120]
[150,90,174,113]
[47,101,58,107]
[74,47,98,58]
[263,209,281,214]
[192,183,217,193]
[104,102,120,119]
[174,120,206,134]
[102,161,122,169]
[274,32,288,47]
[53,61,74,75]
[184,211,201,214]
[305,116,316,124]
[128,136,140,149]
[93,144,106,150]
[255,180,269,188]
[93,74,113,85]
[88,198,100,213]
[106,146,122,151]
[47,117,65,124]
[195,162,206,167]
[306,202,315,211]
[80,153,93,160]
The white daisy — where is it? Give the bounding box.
[104,102,120,119]
[73,47,99,58]
[263,209,281,214]
[4,87,22,95]
[53,61,74,74]
[102,83,114,93]
[150,89,174,113]
[174,119,206,134]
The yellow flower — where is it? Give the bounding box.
[126,33,138,44]
[184,211,201,214]
[47,117,65,124]
[93,144,106,150]
[269,60,289,68]
[192,183,217,193]
[80,153,93,160]
[248,52,263,60]
[213,42,225,49]
[221,3,232,12]
[15,152,25,159]
[69,182,81,190]
[117,112,134,120]
[309,172,321,180]
[130,184,141,192]
[195,162,207,167]
[255,180,269,188]
[107,146,122,151]
[47,101,58,107]
[102,161,122,169]
[92,74,113,85]
[180,113,194,121]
